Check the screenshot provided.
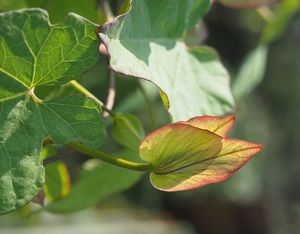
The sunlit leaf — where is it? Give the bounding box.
[99,0,234,121]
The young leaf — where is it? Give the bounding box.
[46,152,143,213]
[99,0,234,121]
[183,115,235,137]
[112,113,145,152]
[139,116,262,192]
[0,9,103,214]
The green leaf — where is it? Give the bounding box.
[232,46,268,98]
[0,97,44,214]
[261,0,300,44]
[26,0,104,23]
[0,9,102,214]
[41,146,70,202]
[46,153,143,213]
[112,113,145,152]
[40,96,104,149]
[99,0,234,121]
[139,116,262,191]
[4,0,105,24]
[45,162,70,202]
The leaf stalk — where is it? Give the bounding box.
[67,141,152,172]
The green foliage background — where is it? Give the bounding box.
[0,0,300,233]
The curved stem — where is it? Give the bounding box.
[67,142,152,172]
[69,80,115,116]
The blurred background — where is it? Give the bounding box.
[0,0,300,233]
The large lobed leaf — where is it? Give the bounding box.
[0,9,103,214]
[139,115,262,191]
[99,0,234,122]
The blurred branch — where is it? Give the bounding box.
[99,0,116,117]
[103,71,116,117]
[257,6,274,23]
[69,80,115,116]
[100,0,114,21]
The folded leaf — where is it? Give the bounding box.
[139,123,223,175]
[139,115,262,192]
[150,139,262,191]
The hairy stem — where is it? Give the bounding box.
[67,142,152,172]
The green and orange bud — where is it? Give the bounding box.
[139,115,262,192]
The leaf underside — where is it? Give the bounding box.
[0,9,103,214]
[99,0,234,122]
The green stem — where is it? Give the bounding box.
[68,142,152,172]
[69,80,115,116]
